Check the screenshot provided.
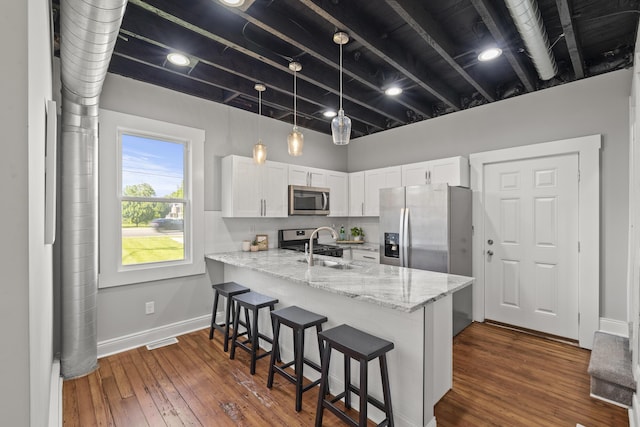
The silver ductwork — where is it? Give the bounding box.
[504,0,558,81]
[59,0,127,378]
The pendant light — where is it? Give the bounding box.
[287,61,304,157]
[331,31,352,145]
[253,83,267,165]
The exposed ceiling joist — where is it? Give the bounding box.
[555,0,585,79]
[298,0,462,111]
[469,0,537,92]
[223,0,433,119]
[384,0,496,102]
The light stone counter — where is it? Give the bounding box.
[206,249,473,313]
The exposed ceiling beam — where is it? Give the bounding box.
[297,0,461,111]
[555,0,585,79]
[222,0,433,119]
[110,50,370,136]
[469,0,537,92]
[118,26,385,131]
[384,0,496,102]
[128,0,409,126]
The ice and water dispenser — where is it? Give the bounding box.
[384,232,400,258]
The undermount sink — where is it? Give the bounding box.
[298,259,359,270]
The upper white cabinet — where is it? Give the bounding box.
[288,165,327,188]
[364,166,402,216]
[326,171,349,217]
[401,156,469,187]
[222,155,288,217]
[349,172,365,217]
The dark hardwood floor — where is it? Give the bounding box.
[63,322,629,426]
[435,322,628,426]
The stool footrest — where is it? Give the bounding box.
[321,400,359,427]
[346,383,388,413]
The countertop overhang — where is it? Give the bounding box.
[206,249,474,313]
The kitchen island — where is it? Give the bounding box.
[205,249,473,427]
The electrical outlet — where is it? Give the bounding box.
[145,301,155,315]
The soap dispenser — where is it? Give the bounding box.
[339,225,346,241]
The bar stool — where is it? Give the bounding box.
[315,324,394,427]
[230,291,279,375]
[209,282,251,352]
[267,305,328,412]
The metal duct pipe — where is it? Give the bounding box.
[59,0,127,378]
[504,0,558,81]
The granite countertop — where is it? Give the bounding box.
[336,242,379,252]
[205,249,473,313]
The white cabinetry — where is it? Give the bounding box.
[288,165,327,188]
[401,156,469,187]
[222,155,288,217]
[349,172,365,217]
[364,166,401,216]
[350,249,379,263]
[326,171,349,217]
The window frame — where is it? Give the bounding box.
[99,109,205,288]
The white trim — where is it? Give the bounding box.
[425,417,437,427]
[97,314,211,358]
[600,318,630,338]
[48,358,61,427]
[590,392,631,409]
[630,393,640,427]
[470,134,601,349]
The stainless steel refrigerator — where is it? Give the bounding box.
[379,184,473,336]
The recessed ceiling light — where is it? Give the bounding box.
[167,52,191,66]
[219,0,245,6]
[384,86,403,96]
[323,110,337,118]
[477,47,502,62]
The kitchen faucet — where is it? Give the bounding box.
[308,226,339,266]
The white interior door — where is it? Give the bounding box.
[484,153,579,339]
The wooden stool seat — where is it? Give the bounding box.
[316,324,394,427]
[230,291,279,375]
[267,306,328,412]
[209,282,251,352]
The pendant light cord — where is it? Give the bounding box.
[293,70,297,128]
[258,89,261,139]
[339,41,343,111]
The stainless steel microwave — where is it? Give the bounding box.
[288,185,330,215]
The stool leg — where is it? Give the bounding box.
[269,305,281,363]
[380,354,394,427]
[315,343,332,427]
[250,307,259,375]
[209,290,220,340]
[229,302,241,360]
[294,327,305,412]
[244,307,252,341]
[315,324,328,395]
[222,296,232,351]
[344,354,351,409]
[358,358,368,427]
[267,318,281,389]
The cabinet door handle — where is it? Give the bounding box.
[361,202,364,216]
[425,170,428,184]
[263,199,266,216]
[363,255,376,260]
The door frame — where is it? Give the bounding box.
[470,134,601,349]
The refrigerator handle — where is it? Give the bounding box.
[403,208,410,266]
[399,208,406,267]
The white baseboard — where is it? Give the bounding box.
[49,358,61,427]
[97,314,211,358]
[599,317,629,338]
[630,393,639,427]
[425,416,437,427]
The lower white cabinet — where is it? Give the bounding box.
[350,249,379,263]
[222,155,288,217]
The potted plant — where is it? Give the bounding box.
[250,239,259,252]
[350,227,365,241]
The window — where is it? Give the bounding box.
[99,110,205,288]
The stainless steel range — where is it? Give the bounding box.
[278,228,343,258]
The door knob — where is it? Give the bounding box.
[487,239,494,245]
[487,250,494,256]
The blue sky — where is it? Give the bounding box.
[121,134,184,197]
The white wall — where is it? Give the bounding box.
[348,69,632,321]
[1,0,54,426]
[50,68,350,344]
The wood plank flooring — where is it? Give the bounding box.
[434,322,628,426]
[63,322,629,426]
